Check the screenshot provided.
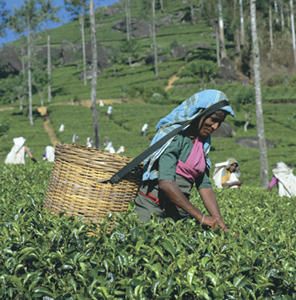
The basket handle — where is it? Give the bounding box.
[110,100,229,184]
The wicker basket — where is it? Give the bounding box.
[44,143,143,224]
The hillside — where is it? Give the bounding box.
[2,0,296,105]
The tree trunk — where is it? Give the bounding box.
[21,46,26,76]
[27,18,33,125]
[152,0,159,76]
[218,0,227,59]
[269,2,274,48]
[125,0,131,41]
[287,2,291,28]
[215,23,221,66]
[19,96,24,111]
[21,46,26,111]
[239,0,245,45]
[290,0,296,68]
[47,32,51,102]
[250,0,269,188]
[79,13,87,86]
[39,91,44,107]
[160,0,165,12]
[190,1,195,24]
[90,0,100,149]
[234,0,241,53]
[280,0,285,29]
[274,0,279,24]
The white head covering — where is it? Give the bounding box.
[5,137,26,164]
[273,162,296,197]
[107,106,112,114]
[142,123,148,131]
[45,146,55,162]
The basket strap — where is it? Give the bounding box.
[110,100,229,184]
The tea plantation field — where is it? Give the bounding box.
[1,101,296,187]
[0,163,295,299]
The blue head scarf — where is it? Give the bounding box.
[142,89,235,181]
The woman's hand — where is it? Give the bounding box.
[222,180,243,188]
[202,215,228,232]
[235,180,243,186]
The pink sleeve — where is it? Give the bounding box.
[269,176,278,188]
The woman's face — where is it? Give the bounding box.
[198,112,226,138]
[229,164,237,173]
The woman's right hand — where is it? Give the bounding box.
[202,215,228,232]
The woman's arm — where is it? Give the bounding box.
[159,179,225,230]
[24,146,37,163]
[198,187,228,232]
[267,176,278,192]
[222,180,243,188]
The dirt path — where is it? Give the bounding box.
[43,116,60,147]
[0,106,17,112]
[165,66,184,91]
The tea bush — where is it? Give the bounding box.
[0,164,296,299]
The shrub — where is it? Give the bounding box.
[127,85,169,104]
[179,60,219,83]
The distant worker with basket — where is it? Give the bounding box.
[134,90,235,232]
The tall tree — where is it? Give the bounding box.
[0,0,8,38]
[218,0,227,59]
[250,0,269,188]
[269,0,274,48]
[233,0,241,52]
[64,0,89,86]
[141,0,159,76]
[39,0,61,103]
[290,0,296,68]
[89,0,100,148]
[215,22,221,65]
[279,0,285,29]
[124,0,131,42]
[32,70,47,107]
[274,0,279,24]
[159,0,165,13]
[239,0,245,45]
[152,0,159,76]
[10,0,41,125]
[201,0,220,65]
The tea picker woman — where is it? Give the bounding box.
[134,90,235,231]
[213,158,243,189]
[5,137,37,164]
[267,162,296,197]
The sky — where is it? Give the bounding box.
[0,0,120,46]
